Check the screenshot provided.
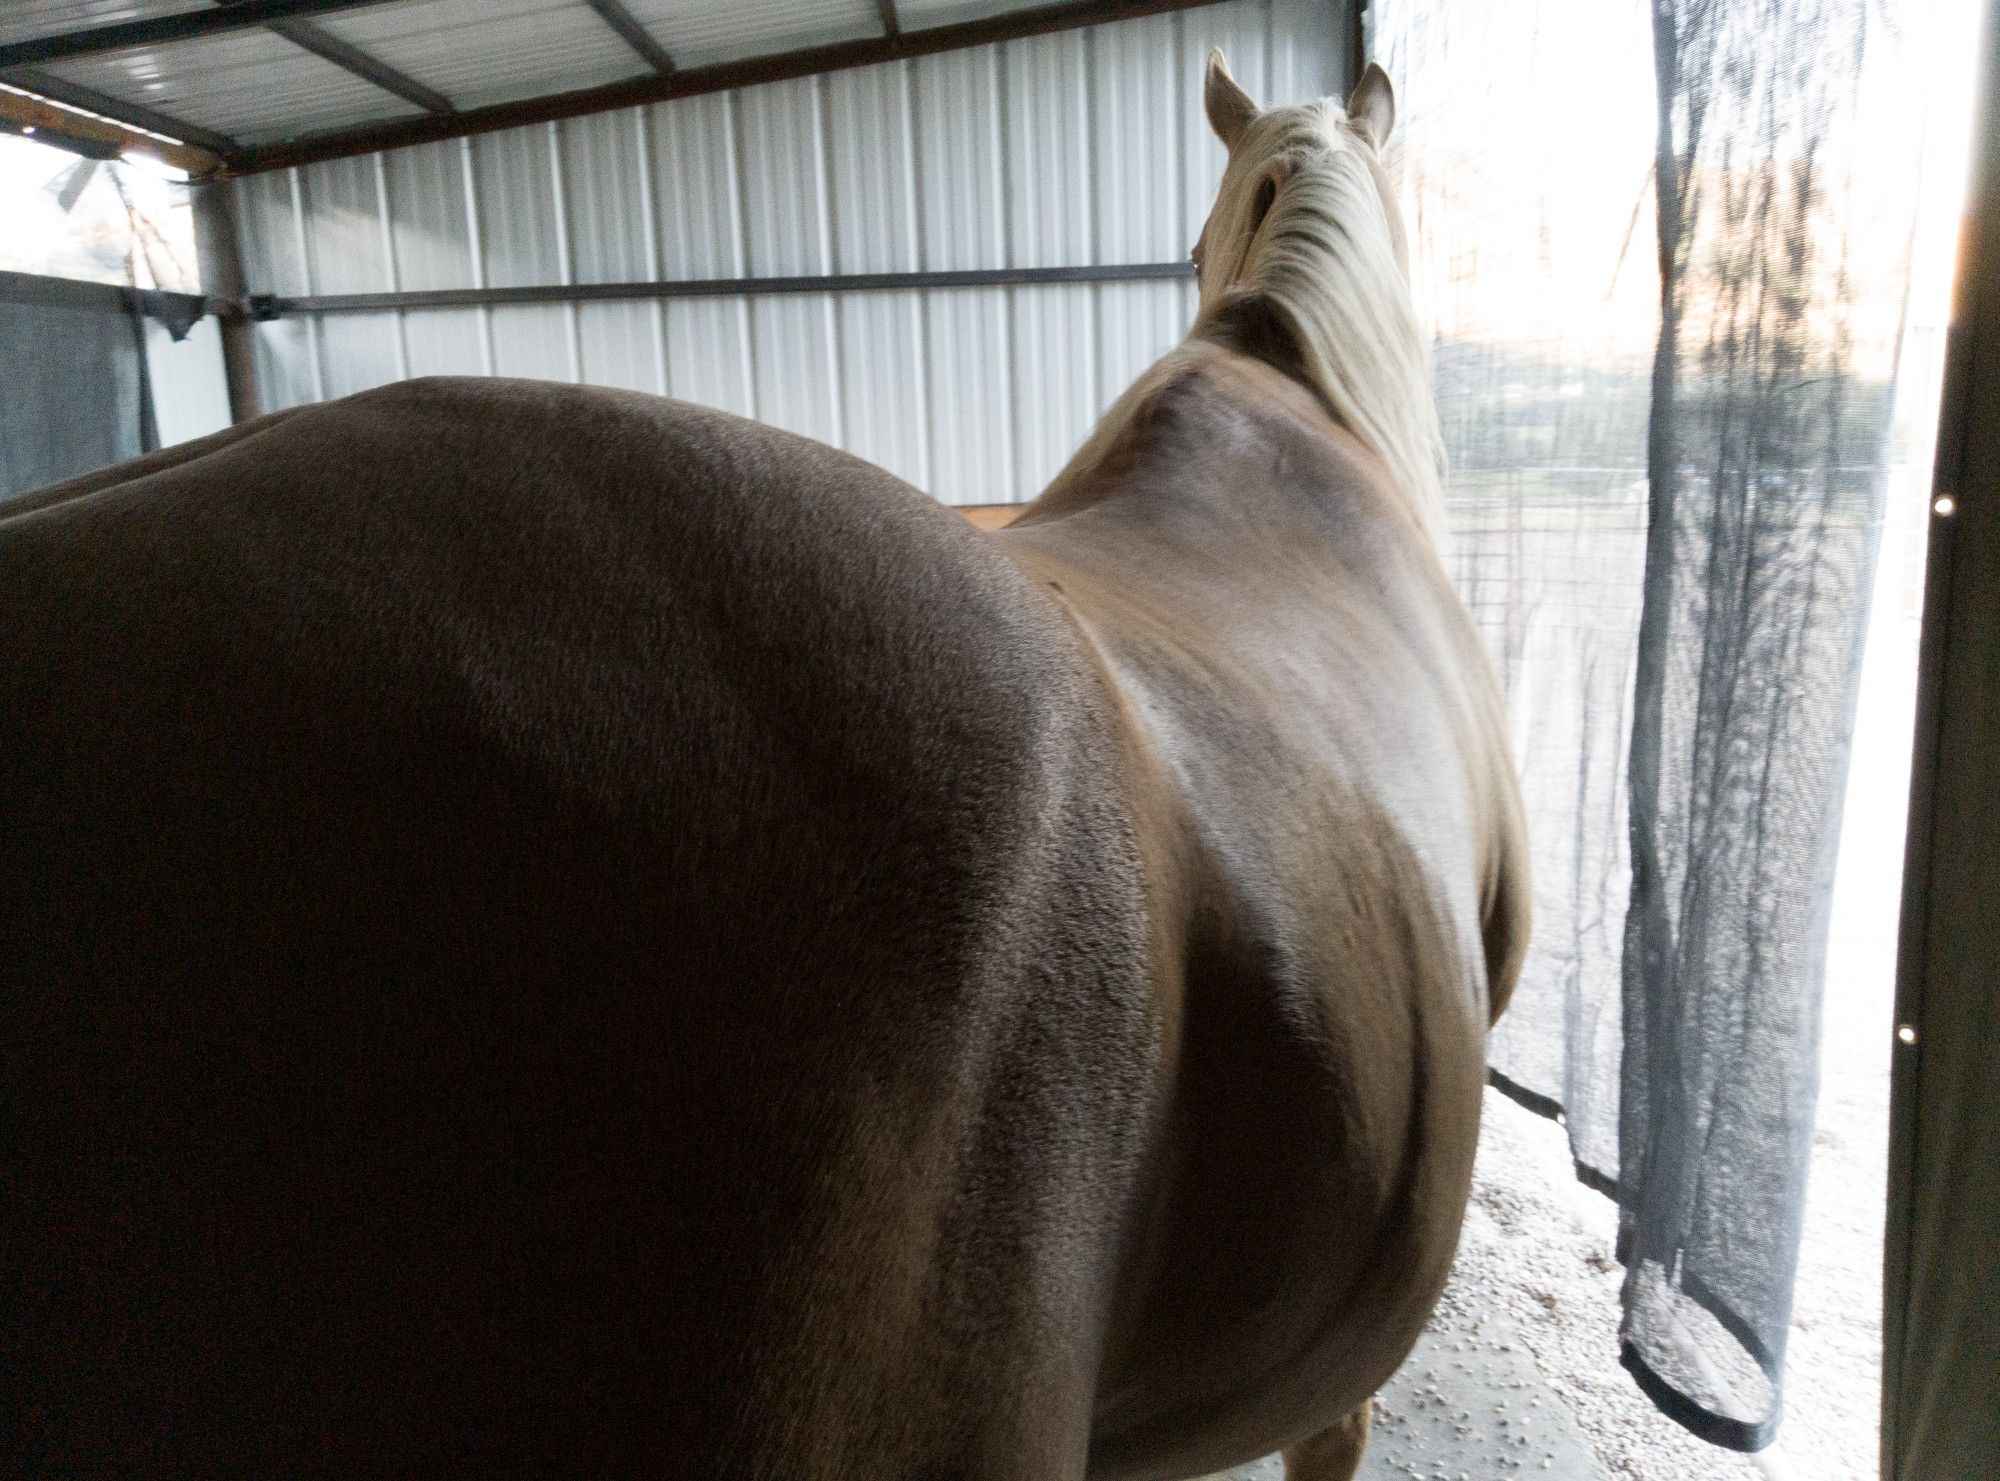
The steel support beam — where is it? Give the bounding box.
[191,179,262,424]
[259,260,1195,315]
[0,80,223,173]
[579,0,676,75]
[195,1,453,117]
[876,2,903,40]
[1,67,240,165]
[265,18,456,115]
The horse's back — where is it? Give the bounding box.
[1,378,1160,1475]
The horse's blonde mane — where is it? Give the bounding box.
[1192,98,1446,540]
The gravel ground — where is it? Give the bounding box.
[1449,1093,1753,1481]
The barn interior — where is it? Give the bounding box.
[3,2,1995,1477]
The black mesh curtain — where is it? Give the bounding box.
[1618,0,1919,1447]
[1374,0,1923,1450]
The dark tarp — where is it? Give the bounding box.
[0,272,205,505]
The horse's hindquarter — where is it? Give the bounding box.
[0,378,1165,1476]
[1001,357,1522,1479]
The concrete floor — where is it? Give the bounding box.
[1222,1300,1604,1481]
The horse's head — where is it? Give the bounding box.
[1192,50,1406,307]
[1189,51,1443,540]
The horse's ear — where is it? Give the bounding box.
[1204,48,1258,150]
[1347,61,1396,147]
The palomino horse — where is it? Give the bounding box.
[0,52,1525,1481]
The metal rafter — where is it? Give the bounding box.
[262,17,455,115]
[195,2,452,116]
[579,0,677,76]
[0,80,223,172]
[2,65,240,163]
[876,2,902,40]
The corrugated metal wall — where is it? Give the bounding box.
[234,0,1343,506]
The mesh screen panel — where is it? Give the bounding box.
[1375,0,1922,1448]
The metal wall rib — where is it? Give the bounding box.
[234,0,1341,505]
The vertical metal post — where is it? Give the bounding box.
[1882,4,2000,1476]
[1344,0,1368,92]
[190,175,261,423]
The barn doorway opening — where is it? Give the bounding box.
[1350,0,1986,1475]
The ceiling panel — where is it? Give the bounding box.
[620,0,881,70]
[41,27,424,144]
[320,0,649,110]
[0,2,205,49]
[4,0,1133,154]
[893,0,1051,27]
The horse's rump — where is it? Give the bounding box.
[0,377,1162,1475]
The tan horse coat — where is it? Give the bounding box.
[0,61,1525,1481]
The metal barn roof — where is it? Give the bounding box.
[0,0,1235,174]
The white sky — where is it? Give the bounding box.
[1379,0,1985,364]
[0,118,197,291]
